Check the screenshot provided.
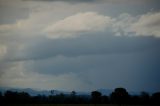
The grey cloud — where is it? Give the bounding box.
[9,33,159,92]
[6,32,159,75]
[24,45,160,92]
[0,7,29,25]
[0,0,29,25]
[15,33,160,61]
[27,36,160,74]
[22,0,160,5]
[22,0,95,2]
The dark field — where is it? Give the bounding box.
[4,104,157,106]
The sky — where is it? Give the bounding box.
[0,0,160,93]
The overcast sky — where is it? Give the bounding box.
[0,0,160,93]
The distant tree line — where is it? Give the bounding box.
[0,88,160,105]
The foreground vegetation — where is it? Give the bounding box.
[1,104,154,106]
[0,88,160,105]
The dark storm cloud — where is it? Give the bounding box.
[2,22,159,62]
[18,33,160,61]
[21,35,160,92]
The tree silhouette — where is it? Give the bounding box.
[4,91,18,103]
[71,91,76,97]
[69,91,77,103]
[151,92,160,105]
[110,88,129,105]
[131,95,140,104]
[91,91,102,103]
[140,91,150,104]
[101,95,109,104]
[0,92,2,103]
[4,91,31,104]
[51,90,55,95]
[1,88,160,104]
